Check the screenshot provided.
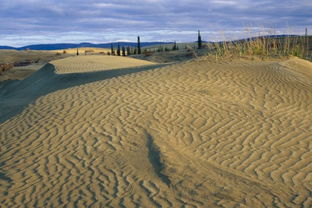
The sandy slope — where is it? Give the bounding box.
[51,55,156,74]
[0,56,160,123]
[51,47,110,55]
[0,56,312,207]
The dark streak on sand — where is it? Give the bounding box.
[146,133,171,186]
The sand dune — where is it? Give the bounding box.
[51,47,110,55]
[0,56,312,207]
[0,56,161,123]
[51,55,156,74]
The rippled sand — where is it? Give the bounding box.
[0,56,312,207]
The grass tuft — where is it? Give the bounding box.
[207,35,311,61]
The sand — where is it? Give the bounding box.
[0,56,312,207]
[51,55,156,74]
[51,47,110,55]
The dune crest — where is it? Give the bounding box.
[0,57,311,207]
[51,55,156,74]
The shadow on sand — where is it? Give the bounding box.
[0,63,167,123]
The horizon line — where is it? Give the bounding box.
[1,34,308,48]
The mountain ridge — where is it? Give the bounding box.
[0,42,173,51]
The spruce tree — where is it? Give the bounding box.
[111,44,114,55]
[305,28,309,57]
[198,30,202,49]
[122,46,126,56]
[157,46,163,52]
[172,41,177,50]
[137,36,141,54]
[117,43,121,56]
[127,46,131,56]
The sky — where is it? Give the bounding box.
[0,0,311,47]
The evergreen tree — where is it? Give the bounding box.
[172,41,177,50]
[117,43,121,56]
[122,46,126,56]
[111,44,114,55]
[157,46,163,52]
[198,30,202,49]
[305,28,309,57]
[127,46,131,56]
[137,36,141,54]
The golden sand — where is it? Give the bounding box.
[0,56,311,207]
[51,55,156,74]
[51,47,110,55]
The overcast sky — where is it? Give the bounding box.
[0,0,311,46]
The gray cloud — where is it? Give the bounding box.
[0,0,311,46]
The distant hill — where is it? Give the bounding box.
[0,42,173,51]
[0,46,17,50]
[0,35,305,51]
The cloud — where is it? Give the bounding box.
[0,0,311,46]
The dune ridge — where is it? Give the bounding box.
[0,56,312,207]
[0,56,161,123]
[51,55,156,74]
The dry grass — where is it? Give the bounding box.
[208,35,311,61]
[0,49,71,81]
[0,49,69,64]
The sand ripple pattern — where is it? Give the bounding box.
[1,57,312,207]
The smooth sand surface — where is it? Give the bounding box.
[0,56,312,207]
[51,47,110,55]
[51,55,156,74]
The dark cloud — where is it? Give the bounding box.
[0,0,311,46]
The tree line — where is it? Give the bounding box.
[77,31,203,56]
[109,36,145,56]
[75,28,311,59]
